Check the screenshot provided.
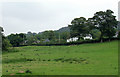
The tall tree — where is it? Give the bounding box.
[69,17,88,40]
[93,10,118,42]
[104,10,118,40]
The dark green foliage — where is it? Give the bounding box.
[93,10,118,42]
[1,27,12,51]
[60,32,70,40]
[26,36,38,45]
[69,17,89,40]
[7,33,26,47]
[2,35,12,51]
[68,9,117,42]
[90,29,101,40]
[42,30,55,40]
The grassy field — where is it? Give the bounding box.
[2,40,118,75]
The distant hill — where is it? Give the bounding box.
[26,26,70,36]
[55,27,70,33]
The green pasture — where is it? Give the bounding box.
[2,40,118,75]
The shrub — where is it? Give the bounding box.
[2,36,12,51]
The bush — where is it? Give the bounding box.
[2,36,12,51]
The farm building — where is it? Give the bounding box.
[83,34,92,40]
[67,34,93,42]
[67,37,78,42]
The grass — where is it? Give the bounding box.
[2,40,118,75]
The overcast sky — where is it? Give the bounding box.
[0,0,119,35]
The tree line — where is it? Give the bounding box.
[69,10,118,42]
[1,9,120,51]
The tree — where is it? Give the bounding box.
[26,36,37,45]
[42,30,55,40]
[60,32,70,40]
[7,34,24,47]
[19,33,26,42]
[93,10,118,42]
[90,29,101,40]
[2,35,12,50]
[104,10,118,41]
[87,18,96,31]
[0,27,12,50]
[26,31,33,37]
[35,34,42,40]
[69,17,88,40]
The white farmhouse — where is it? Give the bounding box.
[83,35,92,40]
[67,37,78,42]
[67,35,93,42]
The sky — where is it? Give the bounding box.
[0,0,119,35]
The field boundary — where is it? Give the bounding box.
[19,38,119,47]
